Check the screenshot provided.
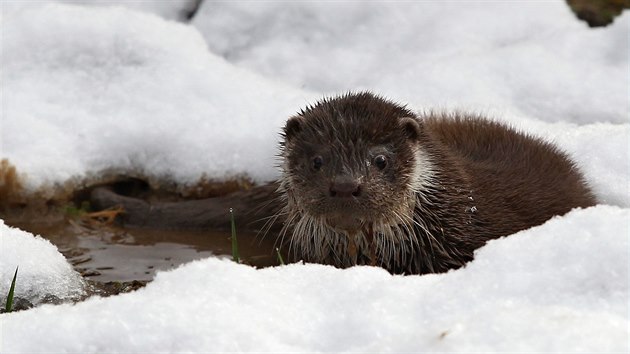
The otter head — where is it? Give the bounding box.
[280,92,432,239]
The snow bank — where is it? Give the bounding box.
[2,2,313,192]
[2,206,628,353]
[193,1,629,124]
[1,2,628,352]
[0,220,85,305]
[2,2,627,198]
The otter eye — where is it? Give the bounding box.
[374,155,387,170]
[312,156,323,170]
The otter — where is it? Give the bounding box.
[91,92,596,275]
[276,92,596,274]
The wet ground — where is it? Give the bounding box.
[1,164,281,305]
[2,215,281,309]
[10,218,280,283]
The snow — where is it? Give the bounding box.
[0,1,628,352]
[2,1,628,194]
[2,206,628,352]
[2,2,313,191]
[60,0,200,21]
[0,220,85,305]
[193,1,628,124]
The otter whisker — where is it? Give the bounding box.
[255,208,289,245]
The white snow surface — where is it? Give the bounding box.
[193,1,629,124]
[0,220,85,304]
[1,1,629,352]
[1,1,628,196]
[2,206,628,353]
[2,2,314,191]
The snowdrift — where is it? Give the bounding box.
[1,2,628,352]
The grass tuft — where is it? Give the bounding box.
[230,208,239,263]
[5,266,18,312]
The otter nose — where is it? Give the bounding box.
[329,177,361,198]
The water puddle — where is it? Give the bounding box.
[9,219,279,283]
[1,164,281,303]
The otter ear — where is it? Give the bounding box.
[284,116,305,142]
[399,117,422,142]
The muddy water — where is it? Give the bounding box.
[1,166,281,291]
[11,220,280,282]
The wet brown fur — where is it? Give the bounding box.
[279,92,596,274]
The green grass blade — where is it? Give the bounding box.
[276,248,285,265]
[5,266,18,312]
[230,208,239,263]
